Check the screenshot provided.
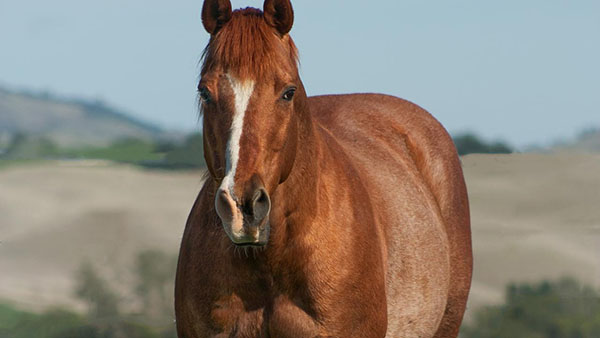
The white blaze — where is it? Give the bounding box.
[220,74,255,198]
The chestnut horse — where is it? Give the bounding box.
[175,0,472,337]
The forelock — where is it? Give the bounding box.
[201,7,299,80]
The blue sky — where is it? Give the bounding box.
[1,0,599,148]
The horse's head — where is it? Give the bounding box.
[199,0,303,247]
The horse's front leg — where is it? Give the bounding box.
[269,295,323,338]
[210,294,267,338]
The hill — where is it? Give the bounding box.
[462,153,600,317]
[0,87,162,148]
[556,128,600,153]
[0,154,599,322]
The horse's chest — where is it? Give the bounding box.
[209,293,320,338]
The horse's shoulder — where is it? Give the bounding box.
[308,93,456,161]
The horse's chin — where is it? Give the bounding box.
[224,221,270,248]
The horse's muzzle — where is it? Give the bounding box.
[215,184,271,246]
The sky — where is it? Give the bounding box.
[1,0,599,148]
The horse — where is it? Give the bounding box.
[175,0,472,337]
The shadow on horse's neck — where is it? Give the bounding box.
[264,87,324,257]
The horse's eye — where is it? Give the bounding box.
[282,87,296,101]
[199,86,212,103]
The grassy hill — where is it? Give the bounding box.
[0,87,162,148]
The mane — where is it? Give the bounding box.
[201,7,299,79]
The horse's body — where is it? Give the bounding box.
[175,2,472,337]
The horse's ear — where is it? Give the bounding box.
[263,0,294,36]
[202,0,232,35]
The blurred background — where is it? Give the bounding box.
[1,1,599,337]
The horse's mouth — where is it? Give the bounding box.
[226,219,270,248]
[233,242,266,248]
[227,230,269,247]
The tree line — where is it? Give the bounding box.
[2,273,599,337]
[0,131,511,169]
[462,278,600,338]
[0,133,206,170]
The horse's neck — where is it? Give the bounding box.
[269,102,324,246]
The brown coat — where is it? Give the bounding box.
[175,2,472,337]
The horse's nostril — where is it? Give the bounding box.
[215,189,234,223]
[249,188,270,223]
[253,188,267,206]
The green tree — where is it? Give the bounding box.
[453,133,512,156]
[161,133,206,169]
[134,250,178,323]
[3,133,59,159]
[66,138,161,163]
[462,278,600,338]
[0,304,89,338]
[74,261,120,321]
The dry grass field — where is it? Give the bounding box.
[0,161,201,311]
[1,154,599,320]
[462,153,600,316]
